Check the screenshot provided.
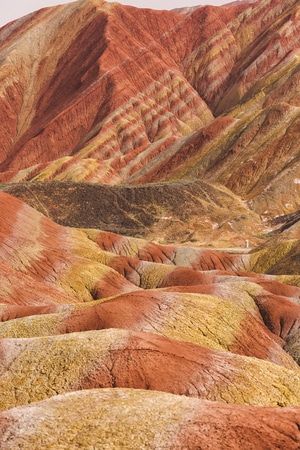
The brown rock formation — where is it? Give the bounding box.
[0,189,299,447]
[1,180,263,246]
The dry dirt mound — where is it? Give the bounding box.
[0,192,299,446]
[1,329,300,411]
[1,389,300,450]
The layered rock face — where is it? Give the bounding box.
[0,0,299,219]
[0,0,300,447]
[0,192,299,447]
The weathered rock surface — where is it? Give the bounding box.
[0,0,300,447]
[0,0,299,221]
[0,190,299,444]
[1,289,297,370]
[1,329,300,412]
[285,328,300,365]
[1,180,264,246]
[1,389,300,450]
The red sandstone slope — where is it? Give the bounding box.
[0,0,299,221]
[0,0,213,175]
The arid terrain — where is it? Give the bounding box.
[0,0,299,448]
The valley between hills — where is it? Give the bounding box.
[0,0,300,448]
